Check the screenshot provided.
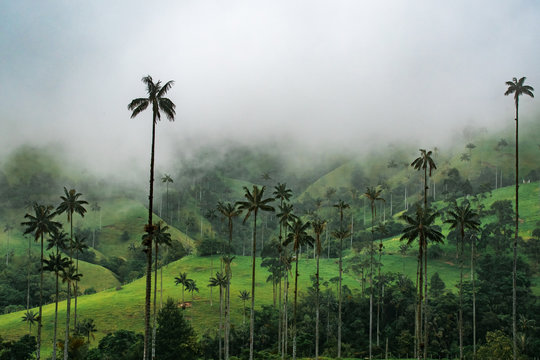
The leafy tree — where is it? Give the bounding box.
[128,75,176,360]
[505,76,534,360]
[97,330,143,360]
[21,202,61,359]
[156,298,199,360]
[236,185,275,360]
[476,330,513,360]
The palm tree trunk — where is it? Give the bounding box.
[293,248,299,360]
[513,98,519,360]
[143,115,157,360]
[423,167,428,360]
[249,211,258,360]
[338,237,343,359]
[152,243,159,360]
[417,236,424,360]
[459,230,464,360]
[38,234,44,360]
[219,286,223,360]
[283,272,289,359]
[315,243,320,360]
[472,234,477,359]
[52,272,59,360]
[74,254,79,330]
[64,280,71,360]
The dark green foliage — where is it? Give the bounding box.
[97,330,143,360]
[155,298,199,360]
[0,334,36,360]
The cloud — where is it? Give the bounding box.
[1,0,539,176]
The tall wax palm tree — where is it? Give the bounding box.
[364,186,384,360]
[71,235,88,328]
[61,263,82,360]
[312,218,326,360]
[161,174,174,223]
[376,223,389,347]
[331,228,350,359]
[276,201,296,359]
[43,253,70,360]
[283,218,314,360]
[4,224,13,265]
[128,75,176,360]
[22,310,39,335]
[22,202,61,360]
[411,149,436,359]
[239,290,250,324]
[186,279,199,301]
[505,76,534,360]
[445,202,480,360]
[209,271,229,360]
[236,185,275,360]
[174,272,189,303]
[221,255,235,360]
[217,201,241,360]
[142,221,171,360]
[400,205,444,360]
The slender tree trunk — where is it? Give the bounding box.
[284,272,289,359]
[52,272,59,360]
[219,286,223,360]
[338,237,343,359]
[417,235,424,360]
[423,167,429,360]
[152,243,159,359]
[74,253,79,330]
[513,99,519,360]
[459,229,464,360]
[472,234,477,359]
[293,248,299,360]
[249,211,258,360]
[143,116,157,360]
[64,280,71,360]
[37,234,44,360]
[315,236,320,360]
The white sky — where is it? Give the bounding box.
[1,0,538,175]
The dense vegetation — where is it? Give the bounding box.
[1,111,540,359]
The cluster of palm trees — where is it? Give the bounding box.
[127,75,532,360]
[21,187,88,360]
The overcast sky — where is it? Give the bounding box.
[1,0,539,175]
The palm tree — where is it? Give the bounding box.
[56,188,88,260]
[312,217,326,360]
[239,290,251,324]
[71,234,88,328]
[411,149,436,359]
[61,263,82,360]
[3,224,13,265]
[185,279,199,301]
[142,221,172,359]
[445,202,480,360]
[332,228,350,359]
[90,202,101,247]
[43,252,70,360]
[221,255,235,360]
[77,318,97,343]
[209,271,229,360]
[364,186,384,360]
[400,205,444,360]
[21,310,39,335]
[376,223,389,347]
[174,272,189,303]
[505,76,534,360]
[283,218,314,360]
[128,75,176,360]
[161,174,174,223]
[236,185,275,360]
[21,202,61,360]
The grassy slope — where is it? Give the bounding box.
[0,251,465,354]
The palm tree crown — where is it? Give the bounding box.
[505,77,534,109]
[128,75,176,123]
[56,188,88,223]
